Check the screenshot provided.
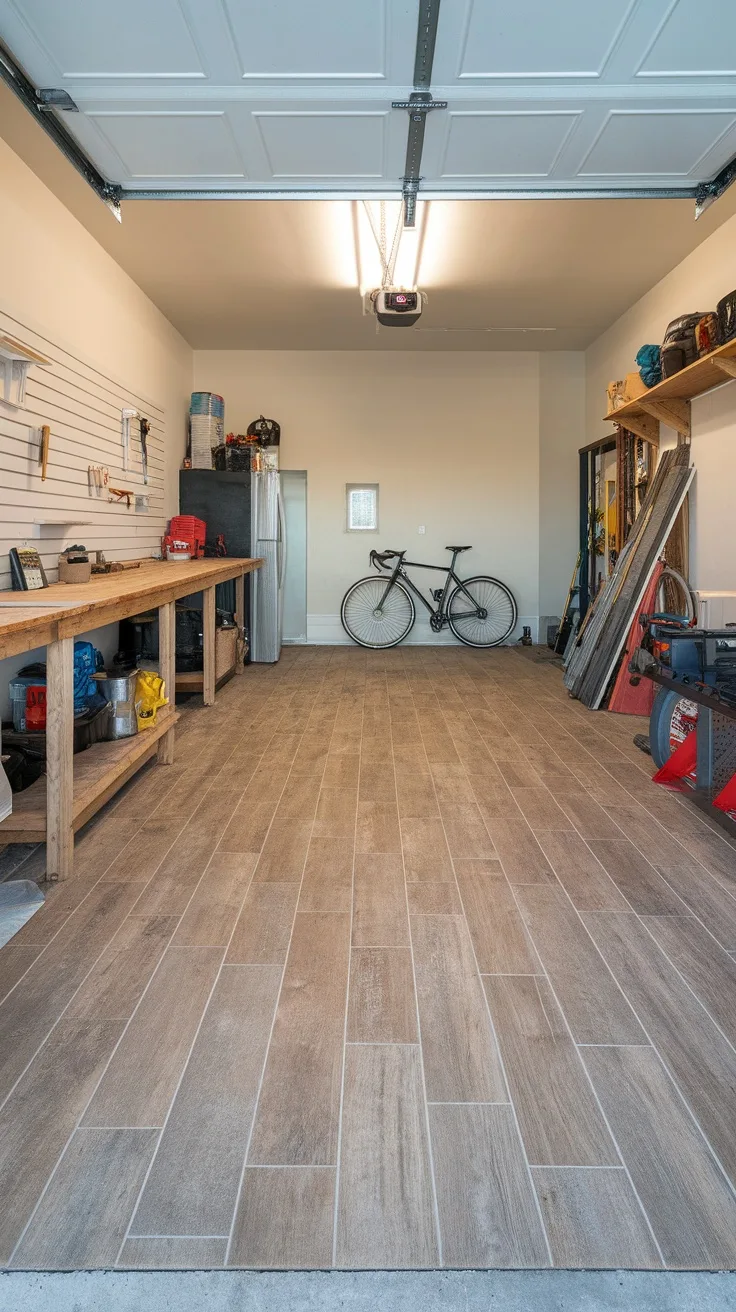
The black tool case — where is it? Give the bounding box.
[660,627,736,689]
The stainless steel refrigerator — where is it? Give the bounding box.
[179,467,285,663]
[250,470,285,663]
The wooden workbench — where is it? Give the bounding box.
[0,558,262,879]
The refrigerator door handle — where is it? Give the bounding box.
[277,490,286,589]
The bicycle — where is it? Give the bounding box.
[340,545,518,649]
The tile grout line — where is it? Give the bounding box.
[572,810,736,960]
[506,682,736,940]
[475,656,684,1261]
[0,806,182,1035]
[527,1164,626,1171]
[428,674,554,1270]
[7,647,736,1272]
[0,691,290,1116]
[13,690,299,1270]
[113,674,320,1267]
[498,842,671,1266]
[0,869,186,1120]
[122,1233,229,1240]
[512,692,736,1194]
[223,659,341,1269]
[396,665,444,1269]
[330,662,363,1268]
[519,680,736,872]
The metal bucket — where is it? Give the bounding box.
[95,670,139,739]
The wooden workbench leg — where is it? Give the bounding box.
[158,599,176,764]
[203,585,216,706]
[46,636,74,881]
[234,572,245,675]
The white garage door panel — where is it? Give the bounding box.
[580,110,736,178]
[7,0,205,77]
[256,113,388,178]
[434,0,636,81]
[87,112,245,178]
[439,112,580,178]
[0,0,735,193]
[225,0,387,79]
[638,0,736,77]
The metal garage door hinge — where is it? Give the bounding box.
[391,91,448,116]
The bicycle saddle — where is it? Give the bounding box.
[446,545,471,553]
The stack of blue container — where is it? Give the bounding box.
[189,392,224,468]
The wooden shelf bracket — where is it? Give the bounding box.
[616,411,659,446]
[637,397,691,441]
[713,357,736,381]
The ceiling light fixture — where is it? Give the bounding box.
[354,199,427,296]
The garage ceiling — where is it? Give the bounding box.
[4,66,736,354]
[2,4,736,352]
[1,0,736,203]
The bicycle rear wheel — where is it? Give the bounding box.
[341,576,416,649]
[448,576,517,647]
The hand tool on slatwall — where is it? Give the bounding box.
[38,424,50,480]
[121,407,138,474]
[87,465,108,497]
[139,416,150,484]
[108,486,134,508]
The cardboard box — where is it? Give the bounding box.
[607,370,650,412]
[623,370,649,401]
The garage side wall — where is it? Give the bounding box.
[0,136,192,716]
[586,206,736,594]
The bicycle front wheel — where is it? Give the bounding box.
[448,576,517,647]
[341,576,415,649]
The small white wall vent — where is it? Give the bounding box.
[346,483,378,532]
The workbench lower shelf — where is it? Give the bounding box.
[175,666,236,696]
[0,708,180,843]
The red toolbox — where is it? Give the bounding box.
[163,514,206,559]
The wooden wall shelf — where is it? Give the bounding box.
[604,337,736,443]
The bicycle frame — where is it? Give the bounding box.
[373,553,485,628]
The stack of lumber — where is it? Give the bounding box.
[564,445,694,709]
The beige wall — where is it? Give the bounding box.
[0,136,192,713]
[585,204,736,592]
[539,353,586,628]
[194,350,585,642]
[0,136,192,516]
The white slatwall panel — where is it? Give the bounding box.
[0,308,166,590]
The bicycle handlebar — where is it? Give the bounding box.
[370,549,405,570]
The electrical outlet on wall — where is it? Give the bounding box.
[418,525,426,534]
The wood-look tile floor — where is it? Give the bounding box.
[2,645,736,1270]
